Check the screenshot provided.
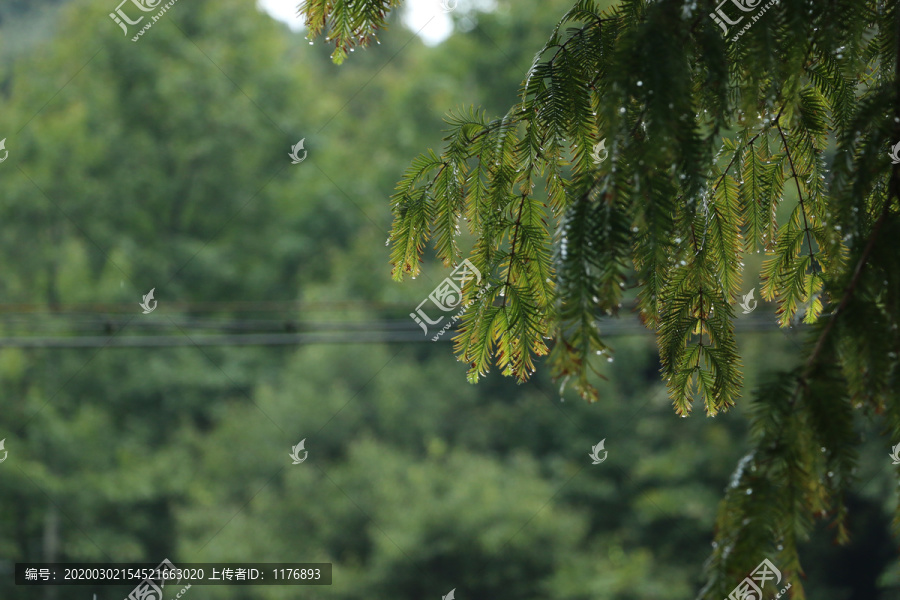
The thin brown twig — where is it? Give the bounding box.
[803,192,896,375]
[775,117,818,270]
[502,191,529,309]
[711,104,785,197]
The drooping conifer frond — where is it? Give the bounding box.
[302,0,900,595]
[298,0,401,63]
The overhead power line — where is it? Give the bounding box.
[0,300,407,314]
[0,312,801,348]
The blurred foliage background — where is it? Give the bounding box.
[0,0,896,598]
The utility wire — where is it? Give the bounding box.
[0,312,794,347]
[0,300,406,314]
